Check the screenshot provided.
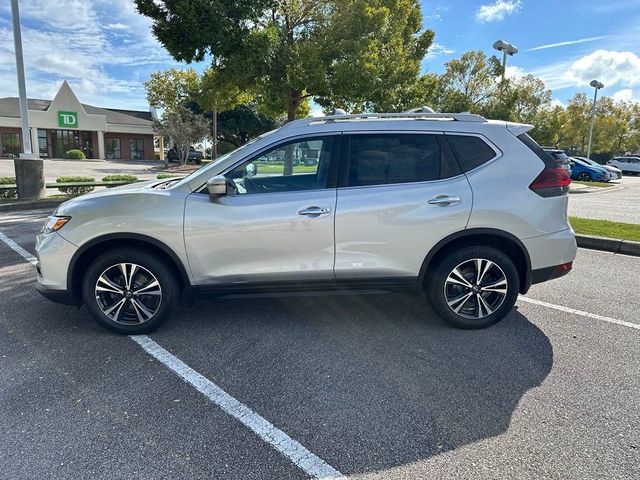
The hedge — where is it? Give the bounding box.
[102,174,138,187]
[157,173,183,179]
[64,149,86,160]
[56,176,95,196]
[0,176,17,199]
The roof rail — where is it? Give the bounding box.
[281,112,487,130]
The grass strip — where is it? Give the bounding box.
[570,216,640,242]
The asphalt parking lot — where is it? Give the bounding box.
[1,209,638,480]
[569,175,640,224]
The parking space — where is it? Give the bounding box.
[569,175,640,224]
[1,210,639,479]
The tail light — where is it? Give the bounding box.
[529,167,571,197]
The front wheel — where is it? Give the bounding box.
[82,248,179,334]
[426,246,519,329]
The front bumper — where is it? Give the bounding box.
[35,282,80,305]
[35,231,79,302]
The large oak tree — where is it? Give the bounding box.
[135,0,434,120]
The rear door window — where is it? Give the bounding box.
[446,135,498,172]
[344,134,460,187]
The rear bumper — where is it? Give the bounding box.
[531,262,573,285]
[35,282,79,305]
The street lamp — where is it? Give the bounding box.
[586,79,605,160]
[11,0,45,200]
[493,40,518,82]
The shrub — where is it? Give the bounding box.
[0,176,17,199]
[56,176,95,196]
[64,149,86,160]
[157,173,183,179]
[102,175,138,187]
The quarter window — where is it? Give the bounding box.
[226,136,334,194]
[447,135,497,172]
[346,134,448,187]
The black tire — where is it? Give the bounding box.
[577,172,591,181]
[82,248,180,334]
[426,246,519,329]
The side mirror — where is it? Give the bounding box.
[245,162,258,177]
[207,175,228,197]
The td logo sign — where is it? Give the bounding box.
[57,111,78,128]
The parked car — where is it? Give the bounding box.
[569,157,610,182]
[608,156,640,175]
[35,111,576,334]
[574,156,622,180]
[167,146,204,164]
[543,148,572,173]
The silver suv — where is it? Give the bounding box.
[35,112,577,334]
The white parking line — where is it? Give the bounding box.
[130,335,344,480]
[519,296,640,331]
[0,231,37,265]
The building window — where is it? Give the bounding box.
[1,132,20,158]
[51,130,80,158]
[130,138,144,160]
[106,138,121,159]
[37,129,48,157]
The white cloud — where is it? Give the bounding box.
[476,0,522,23]
[565,50,640,88]
[611,88,639,103]
[426,43,455,58]
[0,0,175,109]
[527,36,609,52]
[505,65,527,79]
[550,98,566,108]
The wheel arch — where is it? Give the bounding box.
[418,228,532,294]
[67,233,192,301]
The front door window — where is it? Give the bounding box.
[225,137,334,194]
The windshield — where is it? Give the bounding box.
[171,129,278,187]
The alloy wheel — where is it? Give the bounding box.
[444,258,508,320]
[94,263,162,325]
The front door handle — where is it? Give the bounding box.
[428,195,461,207]
[297,206,331,217]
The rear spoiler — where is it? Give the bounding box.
[506,122,534,136]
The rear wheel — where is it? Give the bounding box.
[82,248,179,334]
[426,246,519,329]
[577,172,591,181]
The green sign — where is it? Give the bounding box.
[57,111,78,128]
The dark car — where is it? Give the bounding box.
[167,146,204,164]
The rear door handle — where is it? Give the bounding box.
[428,195,461,207]
[297,206,331,217]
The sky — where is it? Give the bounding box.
[0,0,639,111]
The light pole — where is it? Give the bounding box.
[586,80,604,160]
[11,0,45,200]
[493,40,519,82]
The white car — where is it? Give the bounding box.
[35,111,577,334]
[608,157,640,175]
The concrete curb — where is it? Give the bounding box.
[0,198,66,213]
[576,234,640,257]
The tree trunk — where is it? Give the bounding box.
[284,89,301,175]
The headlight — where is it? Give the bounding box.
[42,216,71,235]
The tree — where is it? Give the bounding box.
[437,51,502,113]
[216,104,282,147]
[145,68,200,113]
[135,0,434,120]
[154,107,210,166]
